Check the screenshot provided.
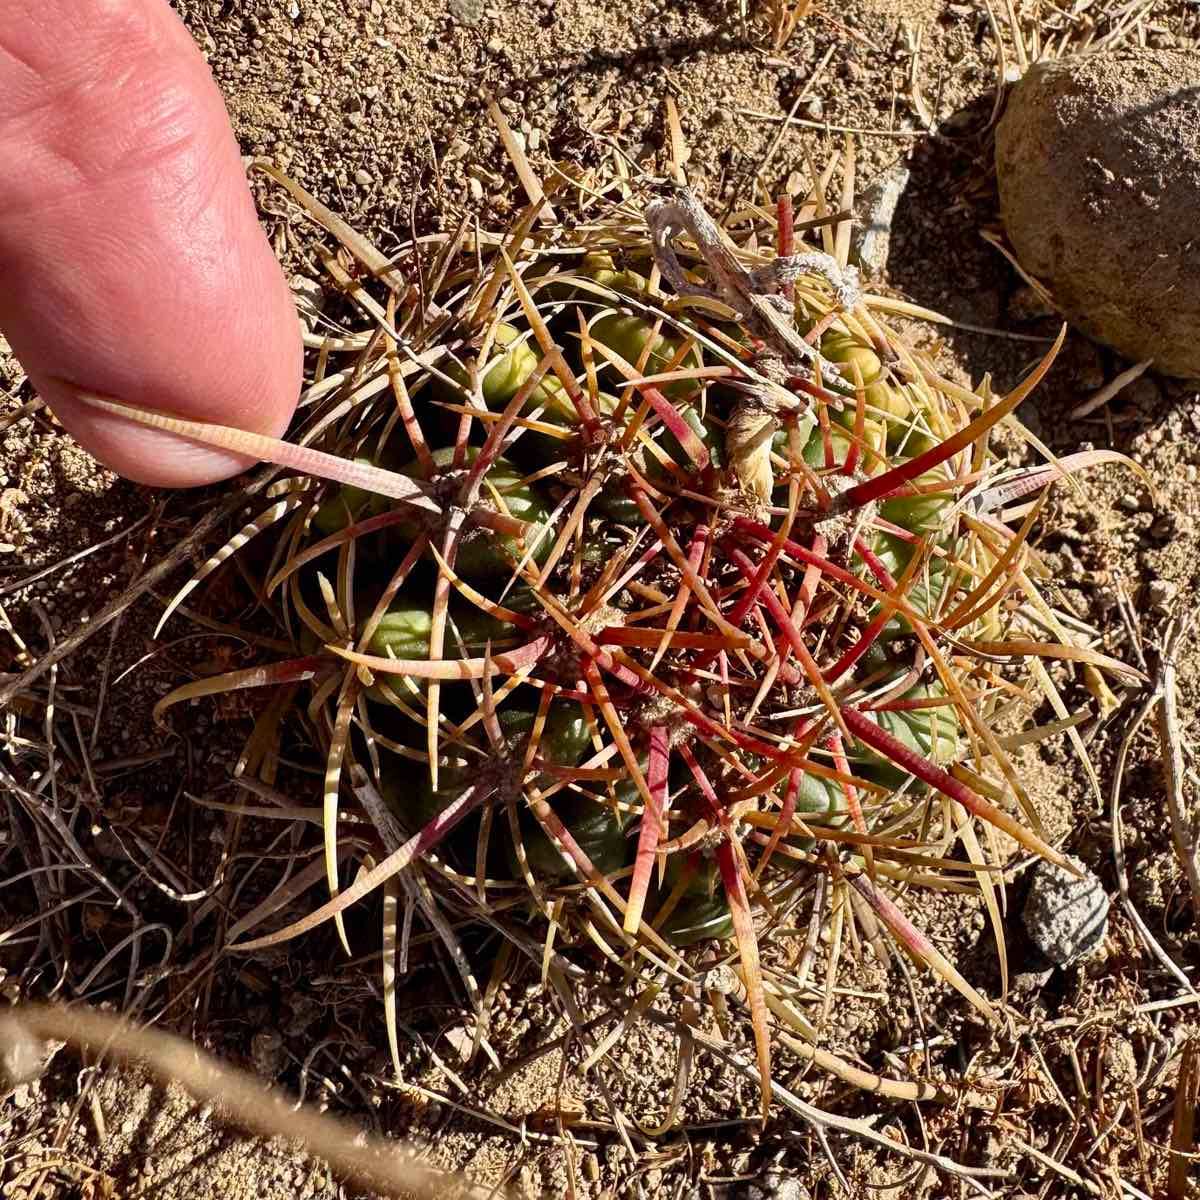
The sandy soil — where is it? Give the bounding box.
[2,1,1199,1198]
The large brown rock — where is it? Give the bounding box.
[996,50,1200,377]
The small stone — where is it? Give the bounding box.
[354,168,374,187]
[748,1173,812,1200]
[1023,856,1110,966]
[0,1023,44,1089]
[443,1025,474,1062]
[448,0,486,23]
[284,994,322,1036]
[251,1029,285,1078]
[302,90,321,109]
[1147,578,1177,609]
[702,964,742,995]
[1124,375,1161,412]
[486,35,504,54]
[1103,1035,1138,1091]
[1012,962,1055,993]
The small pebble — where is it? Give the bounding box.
[1023,856,1109,966]
[447,0,485,20]
[443,1025,474,1062]
[748,1174,811,1200]
[250,1029,285,1078]
[354,168,374,187]
[1103,1036,1139,1090]
[1012,962,1055,993]
[1147,578,1177,609]
[702,964,742,995]
[1124,375,1161,412]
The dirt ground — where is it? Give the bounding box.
[2,0,1199,1197]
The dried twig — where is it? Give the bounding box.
[0,1003,449,1198]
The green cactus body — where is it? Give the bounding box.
[367,601,519,662]
[590,312,701,402]
[595,404,721,524]
[879,473,954,533]
[313,456,387,535]
[444,322,568,413]
[394,446,554,577]
[504,705,635,881]
[849,681,961,790]
[656,856,733,946]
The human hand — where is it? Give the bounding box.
[0,0,302,487]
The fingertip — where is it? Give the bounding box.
[41,362,298,489]
[0,0,305,489]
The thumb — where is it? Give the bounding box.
[0,0,302,487]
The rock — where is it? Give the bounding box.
[250,1029,285,1079]
[1011,961,1054,994]
[1103,1035,1138,1091]
[746,1174,811,1200]
[1023,856,1110,966]
[995,50,1200,377]
[852,161,910,280]
[448,0,485,23]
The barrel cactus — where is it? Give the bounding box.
[153,164,1139,1115]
